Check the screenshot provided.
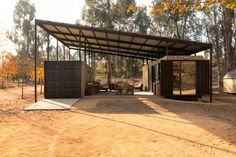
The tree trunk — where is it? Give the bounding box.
[213,6,223,91]
[223,8,234,71]
[181,14,188,39]
[40,79,43,94]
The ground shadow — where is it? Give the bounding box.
[68,110,236,155]
[75,97,158,114]
[146,96,236,145]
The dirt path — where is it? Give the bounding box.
[0,87,236,156]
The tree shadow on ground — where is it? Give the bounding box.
[75,98,158,114]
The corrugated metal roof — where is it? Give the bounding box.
[36,19,212,60]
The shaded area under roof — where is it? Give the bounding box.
[36,19,212,60]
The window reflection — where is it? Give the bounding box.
[181,62,196,95]
[173,61,181,95]
[172,61,196,95]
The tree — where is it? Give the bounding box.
[82,0,146,82]
[132,8,151,34]
[13,0,35,98]
[129,0,235,91]
[0,52,18,88]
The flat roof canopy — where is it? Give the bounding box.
[36,19,212,60]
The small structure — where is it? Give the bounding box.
[143,56,209,99]
[44,61,94,98]
[223,69,236,94]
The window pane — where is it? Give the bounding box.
[173,61,181,95]
[181,61,196,95]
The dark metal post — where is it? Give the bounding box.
[63,45,65,61]
[79,30,81,61]
[166,42,169,57]
[210,47,213,103]
[34,21,37,102]
[47,33,49,60]
[93,51,95,69]
[56,40,59,61]
[89,51,91,66]
[69,48,71,61]
[151,51,153,62]
[84,44,87,64]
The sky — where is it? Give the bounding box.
[0,0,152,30]
[0,0,152,55]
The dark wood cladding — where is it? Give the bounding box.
[44,61,81,98]
[196,60,209,95]
[160,60,209,97]
[160,60,173,96]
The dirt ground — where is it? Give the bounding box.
[0,86,236,157]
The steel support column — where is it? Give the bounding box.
[210,47,213,103]
[47,33,49,60]
[166,42,169,57]
[34,22,37,102]
[63,45,65,61]
[84,44,87,64]
[69,48,71,61]
[56,40,59,61]
[89,50,91,66]
[79,30,81,61]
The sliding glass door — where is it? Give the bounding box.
[172,61,196,95]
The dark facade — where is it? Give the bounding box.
[160,60,209,98]
[44,61,82,98]
[143,57,210,99]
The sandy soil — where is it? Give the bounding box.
[0,86,236,157]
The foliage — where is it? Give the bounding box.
[13,0,36,79]
[82,0,149,81]
[128,0,236,14]
[0,52,18,80]
[128,0,235,90]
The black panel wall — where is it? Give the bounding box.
[44,61,81,98]
[160,60,209,98]
[160,60,173,97]
[196,60,209,95]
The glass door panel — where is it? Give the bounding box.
[181,62,196,95]
[173,61,181,95]
[172,61,196,95]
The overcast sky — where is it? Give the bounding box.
[0,0,152,30]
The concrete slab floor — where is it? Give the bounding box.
[24,98,79,111]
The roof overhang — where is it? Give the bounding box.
[36,19,212,60]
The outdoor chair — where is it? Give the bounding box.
[116,83,134,95]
